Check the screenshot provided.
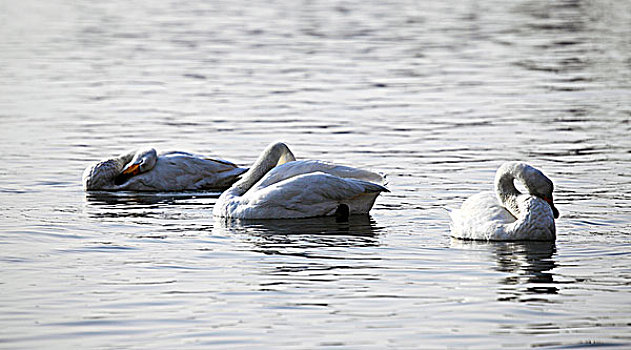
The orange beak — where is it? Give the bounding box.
[121,163,141,176]
[543,196,560,219]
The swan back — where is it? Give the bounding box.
[123,151,246,191]
[250,160,385,193]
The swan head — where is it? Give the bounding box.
[114,148,157,185]
[83,148,157,190]
[272,142,296,166]
[525,168,558,219]
[254,141,296,167]
[496,162,559,219]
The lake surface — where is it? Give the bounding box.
[1,0,630,348]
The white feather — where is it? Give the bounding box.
[449,162,558,241]
[83,148,247,191]
[214,142,388,220]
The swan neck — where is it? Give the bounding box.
[140,149,158,172]
[495,165,522,217]
[231,142,295,196]
[117,150,137,169]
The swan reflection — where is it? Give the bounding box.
[85,190,220,206]
[214,216,384,291]
[83,191,218,230]
[451,239,558,302]
[214,215,383,250]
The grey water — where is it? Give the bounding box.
[1,0,630,348]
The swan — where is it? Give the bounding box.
[83,148,247,191]
[213,142,388,220]
[449,162,559,241]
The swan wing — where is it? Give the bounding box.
[159,151,241,169]
[251,160,385,192]
[121,153,246,191]
[449,192,516,240]
[236,172,387,219]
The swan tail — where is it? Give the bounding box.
[356,179,389,193]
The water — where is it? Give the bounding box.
[1,0,630,348]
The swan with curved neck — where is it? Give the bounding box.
[449,162,559,241]
[83,148,247,191]
[213,142,388,220]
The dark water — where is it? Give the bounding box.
[1,0,630,348]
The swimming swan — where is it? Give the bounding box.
[83,148,247,191]
[449,162,559,241]
[213,142,388,220]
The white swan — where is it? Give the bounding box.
[449,162,559,241]
[213,142,388,220]
[83,148,247,191]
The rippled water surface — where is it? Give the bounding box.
[1,0,630,348]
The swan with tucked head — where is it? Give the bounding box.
[83,148,247,191]
[449,162,559,241]
[213,142,388,220]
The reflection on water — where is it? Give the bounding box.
[214,215,382,250]
[453,240,558,302]
[82,191,218,236]
[215,216,384,301]
[216,215,381,238]
[84,190,220,206]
